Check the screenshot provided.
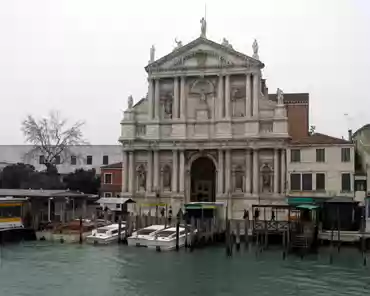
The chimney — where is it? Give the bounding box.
[348,129,353,141]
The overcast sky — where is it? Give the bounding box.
[0,0,369,144]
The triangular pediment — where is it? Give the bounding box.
[145,37,264,73]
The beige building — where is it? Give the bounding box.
[286,133,355,204]
[119,21,298,217]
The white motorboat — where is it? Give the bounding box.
[127,225,167,247]
[86,223,126,245]
[146,226,194,251]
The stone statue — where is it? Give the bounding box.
[261,164,272,192]
[175,38,183,49]
[164,96,172,118]
[128,95,133,109]
[222,38,233,49]
[252,39,259,60]
[277,88,284,104]
[200,17,207,38]
[138,167,146,189]
[149,45,155,63]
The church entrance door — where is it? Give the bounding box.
[190,157,216,202]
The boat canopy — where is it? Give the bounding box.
[96,198,136,205]
[184,202,225,210]
[295,204,319,210]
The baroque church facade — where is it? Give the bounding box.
[120,20,290,217]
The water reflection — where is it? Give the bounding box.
[0,242,369,296]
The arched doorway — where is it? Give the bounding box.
[190,156,216,202]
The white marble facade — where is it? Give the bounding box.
[119,22,289,217]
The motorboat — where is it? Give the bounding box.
[127,225,167,247]
[146,226,194,251]
[86,223,126,245]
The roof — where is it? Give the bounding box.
[290,133,352,145]
[0,189,95,198]
[145,37,264,72]
[325,197,357,204]
[101,162,123,169]
[353,124,370,138]
[268,93,309,104]
[96,197,136,204]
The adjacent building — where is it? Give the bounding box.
[286,133,355,205]
[0,145,122,174]
[100,162,123,197]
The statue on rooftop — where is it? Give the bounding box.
[252,39,259,60]
[128,95,133,109]
[200,17,207,38]
[277,88,284,105]
[149,45,155,63]
[175,38,183,49]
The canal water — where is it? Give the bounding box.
[1,242,369,296]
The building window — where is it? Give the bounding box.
[290,173,301,191]
[104,173,112,184]
[316,148,325,162]
[104,192,112,197]
[302,173,312,191]
[71,155,77,165]
[87,155,93,165]
[341,173,351,192]
[341,148,351,162]
[39,155,45,164]
[316,173,325,191]
[103,155,109,165]
[290,149,301,162]
[55,155,61,165]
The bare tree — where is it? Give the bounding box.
[21,111,88,173]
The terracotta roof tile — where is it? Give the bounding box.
[268,93,309,104]
[101,162,123,169]
[290,133,352,145]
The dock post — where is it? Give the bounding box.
[282,230,286,260]
[226,219,232,257]
[361,206,366,266]
[118,214,122,244]
[337,206,341,253]
[235,221,241,251]
[329,223,334,264]
[190,217,196,252]
[79,216,83,244]
[175,219,180,251]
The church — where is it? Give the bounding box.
[119,19,308,218]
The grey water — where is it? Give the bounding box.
[0,242,369,296]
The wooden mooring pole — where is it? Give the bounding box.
[235,221,241,251]
[118,214,122,244]
[244,212,249,250]
[79,216,83,244]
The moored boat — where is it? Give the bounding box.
[86,223,126,245]
[146,226,194,251]
[127,225,167,247]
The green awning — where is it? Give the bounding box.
[296,204,319,210]
[287,197,314,205]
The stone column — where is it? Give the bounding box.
[147,78,154,119]
[245,149,251,194]
[274,149,279,194]
[217,150,224,194]
[225,74,230,118]
[180,76,186,120]
[146,150,153,192]
[173,77,179,119]
[225,149,231,193]
[172,150,178,193]
[153,150,159,190]
[179,150,185,193]
[281,149,286,193]
[122,151,128,192]
[253,149,259,195]
[154,79,160,119]
[253,73,260,116]
[128,151,135,193]
[217,75,224,118]
[245,74,251,117]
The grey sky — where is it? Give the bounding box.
[0,0,369,144]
